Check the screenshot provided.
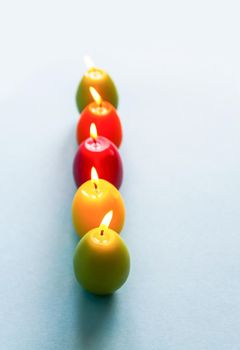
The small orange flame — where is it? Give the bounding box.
[84,55,95,69]
[90,123,98,140]
[100,210,113,228]
[89,86,102,105]
[91,167,99,182]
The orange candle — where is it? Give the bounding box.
[72,167,125,237]
[76,87,122,148]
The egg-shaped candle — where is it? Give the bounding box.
[72,167,125,237]
[74,211,130,295]
[76,56,118,113]
[76,87,122,148]
[73,123,123,189]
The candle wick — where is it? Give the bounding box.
[94,182,97,190]
[100,229,104,236]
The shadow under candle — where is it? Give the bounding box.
[75,288,117,349]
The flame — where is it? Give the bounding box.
[90,123,98,140]
[100,210,113,228]
[84,55,95,69]
[89,86,102,105]
[91,167,99,182]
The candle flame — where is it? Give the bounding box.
[84,55,95,69]
[91,166,99,182]
[100,210,113,228]
[90,123,98,140]
[89,86,102,105]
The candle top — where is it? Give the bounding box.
[89,102,112,116]
[83,56,106,80]
[91,228,115,246]
[88,87,113,115]
[85,136,110,152]
[80,178,117,199]
[85,68,105,80]
[85,123,110,152]
[90,210,115,246]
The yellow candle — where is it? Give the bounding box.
[74,210,130,295]
[72,167,125,237]
[76,56,119,113]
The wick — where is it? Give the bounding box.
[96,101,102,110]
[100,229,104,236]
[94,182,97,190]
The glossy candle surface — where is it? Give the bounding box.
[76,68,118,113]
[72,179,125,237]
[73,136,123,189]
[76,101,122,148]
[74,227,130,295]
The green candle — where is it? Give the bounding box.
[76,57,119,113]
[73,211,130,295]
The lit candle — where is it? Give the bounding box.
[72,167,125,237]
[76,56,119,113]
[73,123,123,189]
[74,210,130,295]
[76,87,122,148]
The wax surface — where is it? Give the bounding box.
[72,179,125,237]
[74,227,130,295]
[73,136,123,189]
[76,101,122,148]
[76,68,118,112]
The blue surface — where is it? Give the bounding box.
[1,1,240,349]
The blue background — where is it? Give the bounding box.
[1,1,240,349]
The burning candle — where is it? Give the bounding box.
[73,123,123,189]
[74,210,130,295]
[76,87,122,148]
[72,167,125,237]
[76,56,119,113]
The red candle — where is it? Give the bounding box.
[76,87,122,148]
[73,123,123,189]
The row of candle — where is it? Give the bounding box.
[71,58,130,295]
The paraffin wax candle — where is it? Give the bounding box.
[76,87,122,148]
[73,123,123,189]
[74,211,130,295]
[76,56,118,113]
[72,167,125,237]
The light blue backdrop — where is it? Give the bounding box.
[1,1,240,349]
